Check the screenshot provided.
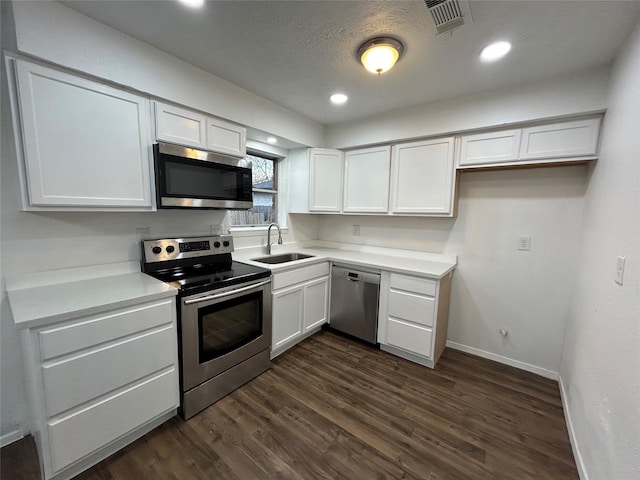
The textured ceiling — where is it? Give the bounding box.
[60,0,640,125]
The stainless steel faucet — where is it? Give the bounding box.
[266,223,283,254]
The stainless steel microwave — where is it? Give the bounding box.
[153,142,253,209]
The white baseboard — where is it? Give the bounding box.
[445,341,559,380]
[1,428,24,448]
[558,375,588,480]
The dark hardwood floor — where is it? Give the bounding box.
[1,330,578,479]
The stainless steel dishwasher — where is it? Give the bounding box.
[329,265,380,344]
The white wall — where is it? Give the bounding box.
[325,67,609,149]
[560,22,640,480]
[10,0,324,148]
[316,165,588,375]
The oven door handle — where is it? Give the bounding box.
[183,280,271,305]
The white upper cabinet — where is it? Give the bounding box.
[154,101,246,157]
[390,138,456,216]
[457,116,601,169]
[343,146,391,213]
[310,149,344,212]
[14,60,153,210]
[155,102,207,149]
[519,117,600,160]
[458,129,522,167]
[289,148,344,213]
[206,117,247,158]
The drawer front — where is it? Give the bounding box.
[386,318,433,358]
[389,273,437,296]
[38,299,175,360]
[47,367,178,473]
[42,325,178,417]
[388,290,435,327]
[272,262,330,291]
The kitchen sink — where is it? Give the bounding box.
[251,253,315,264]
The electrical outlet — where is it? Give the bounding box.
[136,227,150,243]
[615,256,626,285]
[353,225,360,236]
[518,236,531,251]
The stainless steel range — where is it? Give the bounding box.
[141,235,272,419]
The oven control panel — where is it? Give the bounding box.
[143,235,234,262]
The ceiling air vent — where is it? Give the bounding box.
[423,0,472,35]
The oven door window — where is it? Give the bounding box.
[197,291,262,363]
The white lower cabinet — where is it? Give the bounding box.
[303,276,329,331]
[272,284,304,350]
[378,271,453,368]
[22,298,180,480]
[271,262,330,357]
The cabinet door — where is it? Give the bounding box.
[15,61,152,209]
[519,118,600,160]
[458,129,522,167]
[155,102,207,149]
[272,285,304,349]
[303,276,329,332]
[206,117,246,158]
[343,146,391,213]
[390,138,455,215]
[309,149,343,212]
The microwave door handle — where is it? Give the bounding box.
[183,280,271,305]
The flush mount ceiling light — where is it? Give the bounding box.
[358,37,404,75]
[480,41,512,62]
[178,0,204,8]
[330,93,348,105]
[266,137,278,144]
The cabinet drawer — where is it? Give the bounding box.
[272,263,330,291]
[389,274,437,296]
[388,290,435,327]
[42,325,177,417]
[47,367,178,473]
[38,299,174,361]
[386,318,433,358]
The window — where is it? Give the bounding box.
[229,151,278,226]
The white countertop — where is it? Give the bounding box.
[234,242,457,278]
[8,271,177,330]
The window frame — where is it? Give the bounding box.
[229,148,281,228]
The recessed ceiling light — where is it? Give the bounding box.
[266,137,278,144]
[330,93,348,105]
[178,0,204,8]
[480,41,512,62]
